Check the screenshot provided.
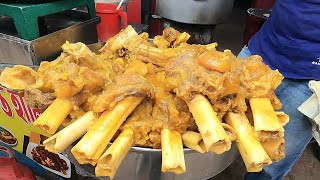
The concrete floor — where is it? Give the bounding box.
[210,4,320,180]
[284,142,320,180]
[211,142,320,180]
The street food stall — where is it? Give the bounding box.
[0,0,293,180]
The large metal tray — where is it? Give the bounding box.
[61,46,239,179]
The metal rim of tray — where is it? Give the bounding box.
[65,142,239,180]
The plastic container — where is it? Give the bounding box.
[0,145,35,180]
[96,3,128,41]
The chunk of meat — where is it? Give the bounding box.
[165,49,283,116]
[110,25,139,52]
[173,32,191,47]
[62,41,114,80]
[0,65,43,90]
[148,71,191,133]
[24,87,55,109]
[197,51,231,73]
[41,62,104,99]
[120,99,155,147]
[240,55,284,109]
[120,70,192,148]
[93,59,154,112]
[163,27,180,44]
[36,42,109,99]
[153,35,170,48]
[93,74,153,112]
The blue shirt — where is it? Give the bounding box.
[249,0,320,80]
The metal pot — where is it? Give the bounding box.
[156,0,235,25]
[65,144,239,180]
